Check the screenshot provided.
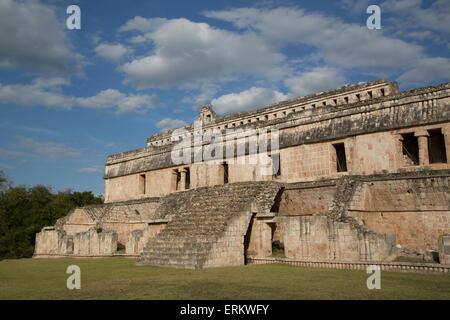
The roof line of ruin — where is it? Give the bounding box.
[104,80,449,168]
[146,78,394,143]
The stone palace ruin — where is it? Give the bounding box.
[34,79,450,268]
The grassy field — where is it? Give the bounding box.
[0,257,449,300]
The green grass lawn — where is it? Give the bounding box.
[0,257,449,300]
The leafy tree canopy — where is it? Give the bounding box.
[0,174,103,259]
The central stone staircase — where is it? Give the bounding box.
[137,182,282,269]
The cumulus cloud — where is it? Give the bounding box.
[397,57,450,87]
[381,0,450,35]
[16,136,81,160]
[94,43,131,62]
[118,16,168,32]
[0,0,82,73]
[283,67,347,96]
[118,17,285,89]
[156,118,187,131]
[211,87,288,115]
[0,78,159,114]
[204,7,425,75]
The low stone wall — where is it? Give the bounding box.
[73,228,118,256]
[34,227,73,256]
[34,227,118,257]
[247,257,450,273]
[278,215,396,262]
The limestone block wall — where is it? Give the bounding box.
[349,175,450,251]
[104,82,449,202]
[34,228,73,256]
[61,208,96,235]
[277,186,336,216]
[203,210,254,268]
[73,228,118,256]
[280,142,334,181]
[125,223,166,255]
[438,234,450,264]
[55,199,160,248]
[246,218,273,258]
[280,215,396,261]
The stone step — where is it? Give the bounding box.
[138,181,282,268]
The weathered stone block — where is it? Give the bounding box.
[438,234,450,264]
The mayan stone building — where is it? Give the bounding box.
[34,79,450,268]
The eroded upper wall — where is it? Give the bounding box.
[105,122,450,202]
[104,82,450,202]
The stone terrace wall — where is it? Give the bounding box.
[279,215,396,261]
[349,171,450,252]
[34,227,118,257]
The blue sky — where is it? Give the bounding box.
[0,0,449,196]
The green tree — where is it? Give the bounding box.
[0,178,103,259]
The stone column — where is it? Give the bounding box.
[171,170,178,191]
[442,126,450,163]
[415,130,429,166]
[179,169,187,190]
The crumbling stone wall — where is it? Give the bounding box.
[34,228,73,257]
[104,81,449,202]
[279,215,396,261]
[72,228,118,256]
[34,197,161,257]
[277,184,336,216]
[125,223,166,255]
[247,177,397,262]
[349,172,450,252]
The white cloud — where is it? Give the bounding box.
[204,7,425,75]
[0,77,71,109]
[0,78,159,114]
[118,17,285,89]
[211,87,288,115]
[283,67,347,96]
[118,16,168,32]
[16,136,81,160]
[381,0,450,35]
[0,0,82,73]
[156,118,187,131]
[94,43,131,62]
[397,57,450,86]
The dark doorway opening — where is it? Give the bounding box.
[401,133,419,165]
[333,143,348,172]
[139,174,146,195]
[223,162,229,184]
[428,129,447,164]
[185,167,191,189]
